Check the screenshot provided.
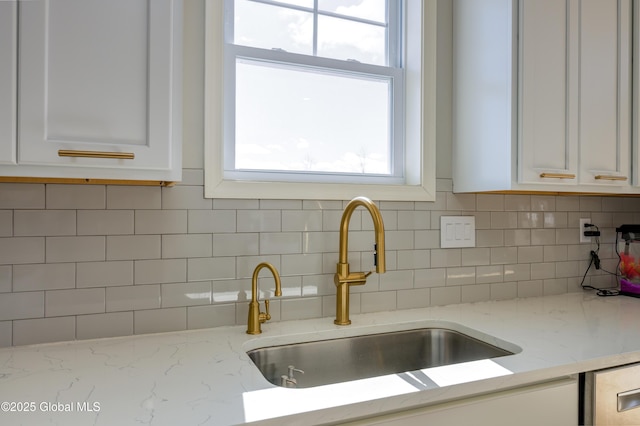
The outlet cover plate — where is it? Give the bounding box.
[580,218,591,243]
[441,216,476,248]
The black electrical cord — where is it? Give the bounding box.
[580,224,620,297]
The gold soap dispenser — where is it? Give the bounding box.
[247,262,282,335]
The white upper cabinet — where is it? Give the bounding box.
[0,1,17,166]
[518,0,578,186]
[2,0,182,182]
[578,0,631,188]
[454,0,633,194]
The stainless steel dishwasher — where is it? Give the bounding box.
[583,363,640,425]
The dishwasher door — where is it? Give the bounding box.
[584,363,640,425]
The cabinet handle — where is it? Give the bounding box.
[539,172,576,179]
[58,150,135,160]
[594,175,627,181]
[618,388,640,412]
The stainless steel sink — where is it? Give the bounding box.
[247,327,515,388]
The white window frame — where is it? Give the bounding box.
[204,0,436,201]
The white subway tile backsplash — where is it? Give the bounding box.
[544,245,568,262]
[0,292,44,320]
[47,236,105,263]
[14,210,76,236]
[461,248,491,266]
[446,267,476,286]
[504,229,531,246]
[161,281,212,307]
[531,262,556,280]
[415,268,446,288]
[0,177,633,347]
[106,285,160,312]
[0,266,11,293]
[280,297,322,321]
[259,232,301,255]
[476,265,503,284]
[491,212,518,229]
[414,230,439,249]
[396,249,430,270]
[13,263,75,291]
[531,196,556,212]
[281,253,323,276]
[136,259,187,285]
[47,185,105,209]
[518,280,544,298]
[397,211,430,230]
[77,210,134,235]
[490,247,518,265]
[77,261,133,288]
[361,291,396,313]
[187,304,236,329]
[163,234,212,258]
[491,281,518,300]
[0,183,45,209]
[107,235,161,260]
[212,233,258,257]
[544,278,568,295]
[46,288,105,317]
[162,185,212,210]
[517,246,543,263]
[431,249,461,268]
[0,321,11,347]
[504,264,530,282]
[134,307,186,334]
[76,312,133,339]
[461,284,491,303]
[188,257,236,281]
[504,195,531,211]
[0,210,12,237]
[397,288,430,309]
[135,210,187,234]
[13,317,75,346]
[0,237,44,265]
[282,210,323,232]
[379,270,413,291]
[579,196,602,212]
[476,230,504,247]
[188,210,236,233]
[477,194,504,212]
[107,186,161,209]
[430,286,461,306]
[237,210,281,232]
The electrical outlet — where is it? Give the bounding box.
[580,218,591,243]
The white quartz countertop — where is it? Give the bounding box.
[2,292,640,425]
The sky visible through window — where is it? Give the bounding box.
[232,0,393,176]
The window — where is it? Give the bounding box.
[205,0,436,201]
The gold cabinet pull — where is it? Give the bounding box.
[539,172,575,179]
[58,150,135,160]
[594,175,627,181]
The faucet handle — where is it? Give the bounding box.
[288,365,304,378]
[259,299,272,323]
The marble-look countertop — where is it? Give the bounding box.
[1,292,640,425]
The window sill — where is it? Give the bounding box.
[204,178,435,201]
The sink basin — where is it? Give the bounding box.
[247,327,515,388]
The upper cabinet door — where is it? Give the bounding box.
[0,1,17,165]
[518,0,578,185]
[17,0,182,181]
[578,0,631,187]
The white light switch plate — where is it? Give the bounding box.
[440,216,476,248]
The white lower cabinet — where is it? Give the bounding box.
[343,378,577,426]
[1,0,182,182]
